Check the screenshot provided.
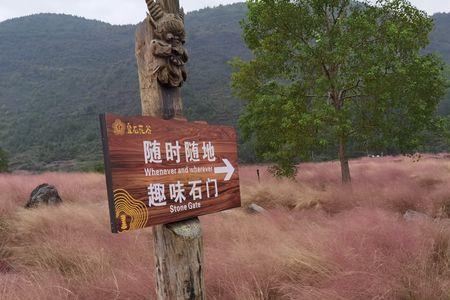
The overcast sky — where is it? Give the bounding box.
[0,0,449,25]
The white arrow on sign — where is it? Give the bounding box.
[214,159,235,181]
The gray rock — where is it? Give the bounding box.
[25,184,63,208]
[403,210,430,221]
[247,203,267,214]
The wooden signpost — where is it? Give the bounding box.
[99,1,241,298]
[100,114,241,232]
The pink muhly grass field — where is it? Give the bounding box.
[0,154,450,299]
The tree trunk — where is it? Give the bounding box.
[338,136,351,184]
[332,90,351,184]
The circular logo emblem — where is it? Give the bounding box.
[112,119,126,136]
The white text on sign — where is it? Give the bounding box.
[147,178,219,211]
[143,140,216,164]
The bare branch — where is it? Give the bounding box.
[342,94,368,100]
[342,79,362,95]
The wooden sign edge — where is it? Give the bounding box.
[99,113,119,233]
[99,113,242,233]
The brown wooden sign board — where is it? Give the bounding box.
[99,114,241,233]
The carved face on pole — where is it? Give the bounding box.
[147,1,188,88]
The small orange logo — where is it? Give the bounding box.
[120,213,129,231]
[112,119,126,136]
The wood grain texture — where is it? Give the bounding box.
[136,19,184,119]
[100,113,241,233]
[153,218,205,300]
[136,2,206,298]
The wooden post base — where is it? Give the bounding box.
[153,218,205,300]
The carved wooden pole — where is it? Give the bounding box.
[135,0,205,299]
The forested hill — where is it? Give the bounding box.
[429,13,450,64]
[0,4,250,171]
[0,4,448,171]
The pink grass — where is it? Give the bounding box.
[0,154,449,299]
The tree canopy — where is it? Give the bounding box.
[232,0,448,182]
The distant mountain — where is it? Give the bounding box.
[0,4,448,171]
[429,13,450,116]
[429,13,450,64]
[0,4,250,171]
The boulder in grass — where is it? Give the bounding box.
[25,184,63,208]
[247,203,267,214]
[403,210,430,221]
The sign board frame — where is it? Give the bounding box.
[100,113,241,233]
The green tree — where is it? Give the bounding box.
[232,0,448,182]
[0,148,8,173]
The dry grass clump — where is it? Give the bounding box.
[241,181,326,210]
[202,210,337,299]
[242,155,450,217]
[0,199,155,299]
[202,207,450,299]
[0,155,449,299]
[4,205,108,275]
